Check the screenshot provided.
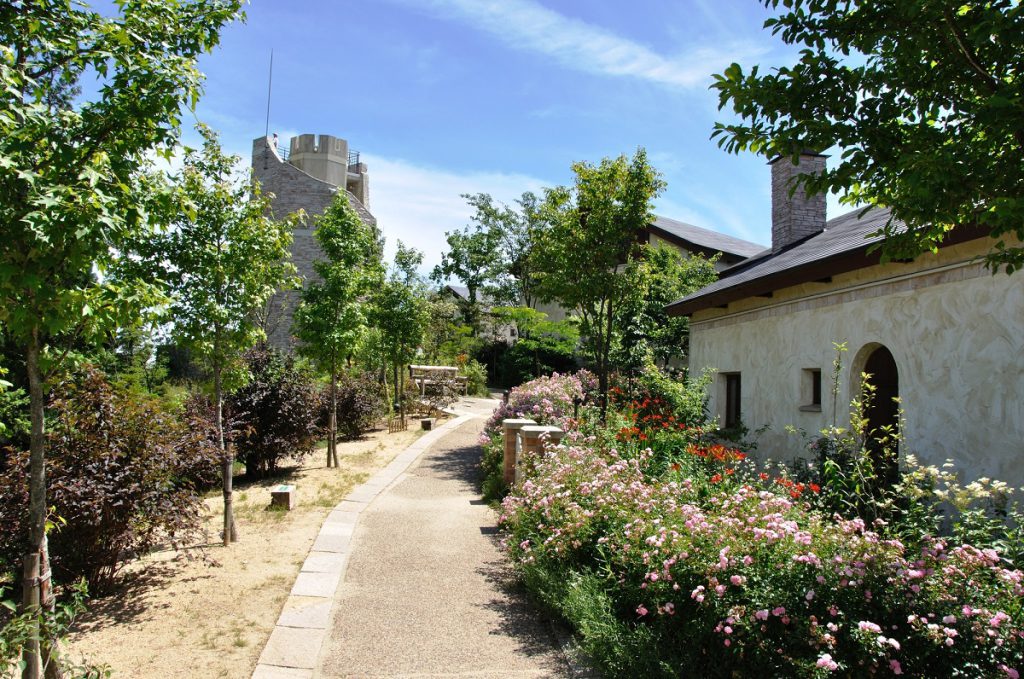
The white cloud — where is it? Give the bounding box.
[398,0,765,89]
[361,154,549,271]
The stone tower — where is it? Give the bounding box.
[252,133,376,350]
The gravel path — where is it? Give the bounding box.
[315,411,571,678]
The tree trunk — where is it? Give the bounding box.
[328,357,338,468]
[599,297,614,421]
[392,361,399,417]
[216,364,237,545]
[398,359,406,422]
[21,330,45,679]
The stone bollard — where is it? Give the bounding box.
[502,418,536,485]
[270,484,296,510]
[517,425,564,483]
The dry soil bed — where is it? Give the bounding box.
[63,423,432,678]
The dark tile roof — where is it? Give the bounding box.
[444,284,470,300]
[649,215,765,259]
[667,207,901,315]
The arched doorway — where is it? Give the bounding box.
[860,344,899,481]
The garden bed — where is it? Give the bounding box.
[485,371,1024,678]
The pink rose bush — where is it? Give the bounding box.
[480,371,596,500]
[484,370,596,433]
[496,376,1024,677]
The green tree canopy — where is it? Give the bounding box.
[533,148,665,413]
[370,243,431,416]
[613,245,719,373]
[294,192,383,467]
[711,0,1024,270]
[0,2,241,667]
[431,219,502,335]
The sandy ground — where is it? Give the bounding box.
[63,423,431,679]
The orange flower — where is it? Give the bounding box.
[710,473,722,484]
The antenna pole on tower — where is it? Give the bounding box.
[264,48,274,138]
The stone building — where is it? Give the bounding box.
[252,133,376,350]
[669,152,1024,488]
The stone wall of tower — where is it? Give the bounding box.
[251,135,376,351]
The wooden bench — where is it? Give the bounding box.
[408,364,469,396]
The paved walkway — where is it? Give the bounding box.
[254,399,572,679]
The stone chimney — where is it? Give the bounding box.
[770,152,827,253]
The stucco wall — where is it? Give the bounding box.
[688,238,1024,489]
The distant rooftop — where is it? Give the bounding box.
[649,215,765,259]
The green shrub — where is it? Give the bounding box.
[1,581,109,678]
[459,357,488,396]
[229,348,323,479]
[492,337,578,388]
[0,368,219,593]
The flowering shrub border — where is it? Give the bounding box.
[496,375,1024,678]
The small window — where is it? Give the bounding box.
[724,373,741,429]
[800,368,822,412]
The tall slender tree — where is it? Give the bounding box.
[294,193,383,468]
[0,2,241,675]
[370,244,430,419]
[158,125,298,547]
[431,221,502,335]
[533,149,665,416]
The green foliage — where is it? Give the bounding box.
[489,306,579,387]
[458,358,488,396]
[0,0,241,359]
[0,366,28,445]
[93,325,171,398]
[227,348,323,479]
[0,368,219,593]
[711,0,1024,270]
[324,371,387,441]
[431,216,503,334]
[368,244,431,407]
[613,246,718,371]
[1,581,109,678]
[145,124,298,542]
[294,191,382,466]
[533,149,665,410]
[632,364,712,429]
[420,294,480,364]
[294,191,382,374]
[155,124,299,383]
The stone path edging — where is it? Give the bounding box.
[251,413,476,679]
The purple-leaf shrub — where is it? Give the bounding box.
[229,348,323,479]
[0,368,219,594]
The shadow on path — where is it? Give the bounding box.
[419,441,483,489]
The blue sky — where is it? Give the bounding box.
[188,0,817,269]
